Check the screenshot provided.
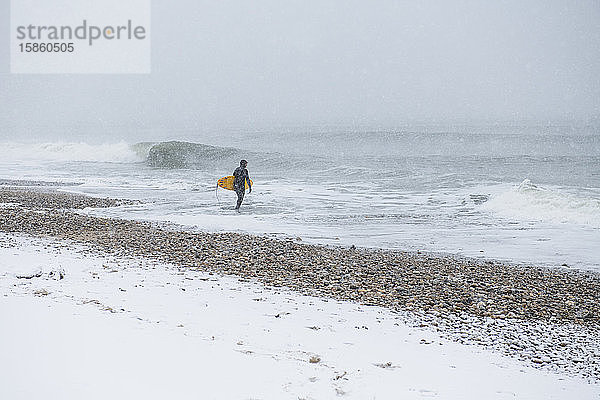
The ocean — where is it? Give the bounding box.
[2,124,599,270]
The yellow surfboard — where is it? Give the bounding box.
[217,176,253,191]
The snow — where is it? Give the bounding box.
[0,233,597,399]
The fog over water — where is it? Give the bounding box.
[1,1,599,270]
[1,0,599,140]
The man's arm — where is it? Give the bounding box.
[245,170,252,193]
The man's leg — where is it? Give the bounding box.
[235,189,245,210]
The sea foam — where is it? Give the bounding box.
[482,179,600,228]
[3,141,148,163]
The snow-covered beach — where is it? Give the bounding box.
[1,187,599,399]
[2,233,600,399]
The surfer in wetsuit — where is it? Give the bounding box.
[233,159,252,211]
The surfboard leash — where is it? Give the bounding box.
[215,182,219,204]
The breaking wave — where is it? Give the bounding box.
[481,179,600,227]
[4,141,150,163]
[146,141,241,169]
[2,140,322,174]
[142,141,334,176]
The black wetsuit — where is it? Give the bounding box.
[233,166,251,209]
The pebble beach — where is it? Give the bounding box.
[1,185,599,382]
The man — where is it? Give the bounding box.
[233,159,252,211]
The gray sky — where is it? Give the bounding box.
[1,0,599,139]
